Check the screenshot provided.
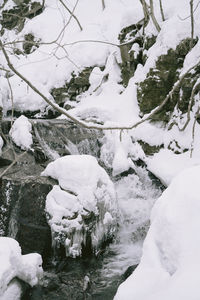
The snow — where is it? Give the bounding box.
[147,148,200,186]
[0,237,43,299]
[9,115,33,150]
[0,137,3,155]
[114,165,200,300]
[41,154,118,257]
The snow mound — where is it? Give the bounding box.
[9,115,33,150]
[115,165,200,300]
[147,149,200,186]
[0,237,43,299]
[41,155,118,257]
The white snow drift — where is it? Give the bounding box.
[0,237,43,300]
[115,165,200,300]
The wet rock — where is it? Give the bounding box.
[51,67,93,106]
[118,26,156,87]
[23,33,39,54]
[137,38,198,122]
[0,119,103,261]
[0,1,44,32]
[32,120,102,159]
[0,175,55,259]
[138,140,163,156]
[122,265,138,280]
[113,167,136,181]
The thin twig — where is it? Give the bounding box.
[6,74,14,127]
[178,0,200,21]
[149,0,161,32]
[179,79,200,131]
[58,0,82,31]
[190,105,200,157]
[159,0,165,21]
[0,151,26,178]
[190,0,194,49]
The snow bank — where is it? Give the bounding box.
[0,237,43,299]
[115,165,200,300]
[41,155,118,257]
[147,149,200,186]
[9,115,33,150]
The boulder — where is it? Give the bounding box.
[41,155,119,258]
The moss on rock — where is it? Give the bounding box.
[51,67,94,106]
[137,38,198,122]
[0,1,44,32]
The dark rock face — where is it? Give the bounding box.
[0,119,103,261]
[0,175,54,259]
[0,1,44,32]
[32,120,102,159]
[51,67,94,106]
[118,23,157,86]
[137,38,198,122]
[122,264,138,280]
[118,23,144,86]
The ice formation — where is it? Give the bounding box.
[41,155,118,257]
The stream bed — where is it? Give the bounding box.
[24,167,163,300]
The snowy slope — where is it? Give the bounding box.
[115,165,200,300]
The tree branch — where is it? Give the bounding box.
[149,0,161,32]
[58,0,82,31]
[159,0,165,21]
[179,79,200,131]
[190,0,194,49]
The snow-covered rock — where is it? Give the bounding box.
[147,149,200,186]
[41,155,118,257]
[115,165,200,300]
[9,115,33,150]
[0,237,43,299]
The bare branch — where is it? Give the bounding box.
[102,0,105,10]
[190,105,200,157]
[0,151,27,179]
[178,1,200,20]
[139,0,150,33]
[179,79,200,131]
[190,0,194,49]
[149,0,161,32]
[6,74,14,127]
[58,0,82,31]
[159,0,165,21]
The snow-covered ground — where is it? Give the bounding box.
[0,237,43,300]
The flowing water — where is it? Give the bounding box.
[34,166,163,300]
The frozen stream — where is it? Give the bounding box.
[36,166,163,300]
[96,167,163,294]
